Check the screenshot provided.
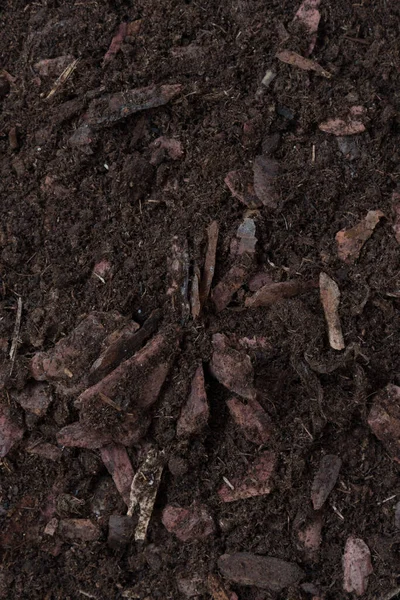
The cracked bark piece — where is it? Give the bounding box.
[210,333,256,400]
[368,384,400,462]
[253,156,279,208]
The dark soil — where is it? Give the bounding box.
[1,0,400,598]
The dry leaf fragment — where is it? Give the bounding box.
[319,273,345,350]
[276,50,331,78]
[127,446,164,541]
[343,537,373,596]
[336,210,384,263]
[200,220,219,306]
[46,58,79,100]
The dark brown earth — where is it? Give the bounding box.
[1,0,400,599]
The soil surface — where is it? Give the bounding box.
[1,1,400,599]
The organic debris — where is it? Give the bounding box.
[103,23,129,65]
[224,170,260,208]
[208,574,238,600]
[276,50,331,77]
[368,384,400,462]
[177,364,209,437]
[297,512,323,560]
[162,503,215,541]
[319,273,345,351]
[253,156,280,208]
[319,107,366,136]
[127,446,164,541]
[190,267,201,319]
[9,295,22,375]
[150,136,184,164]
[293,0,321,55]
[100,444,134,506]
[83,84,182,129]
[336,210,384,263]
[218,451,276,502]
[226,397,273,444]
[210,333,256,400]
[107,515,133,549]
[58,519,101,542]
[15,383,52,417]
[343,537,373,596]
[392,190,400,244]
[167,237,190,319]
[311,454,342,510]
[218,553,304,591]
[199,220,219,306]
[34,55,75,77]
[245,279,315,307]
[46,58,79,100]
[212,264,249,312]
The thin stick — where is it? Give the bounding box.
[9,296,22,375]
[46,58,79,100]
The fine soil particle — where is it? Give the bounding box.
[1,1,400,599]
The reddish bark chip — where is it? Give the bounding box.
[162,503,215,541]
[210,334,256,400]
[56,422,112,450]
[368,384,400,462]
[224,170,260,208]
[31,311,124,385]
[15,383,52,417]
[245,280,314,308]
[0,403,24,458]
[78,331,178,411]
[253,156,279,208]
[343,537,373,596]
[218,552,304,591]
[293,0,321,55]
[103,23,128,65]
[34,55,75,77]
[297,512,323,560]
[177,365,209,437]
[226,397,272,444]
[336,210,384,263]
[150,136,184,164]
[212,264,249,312]
[27,442,62,461]
[319,118,365,136]
[311,454,342,510]
[276,50,331,77]
[58,519,101,542]
[218,451,276,502]
[100,444,134,506]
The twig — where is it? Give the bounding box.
[9,296,22,375]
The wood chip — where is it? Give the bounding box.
[200,221,219,306]
[191,267,201,319]
[245,279,314,308]
[293,0,321,55]
[311,454,342,510]
[9,296,22,375]
[336,210,384,263]
[319,273,345,350]
[276,50,331,78]
[127,446,164,541]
